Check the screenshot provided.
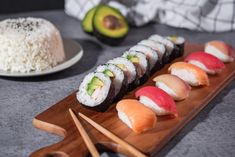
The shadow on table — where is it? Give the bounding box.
[0,39,102,82]
[155,80,235,157]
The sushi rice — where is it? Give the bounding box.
[77,72,113,108]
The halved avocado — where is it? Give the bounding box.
[93,5,129,45]
[82,6,97,34]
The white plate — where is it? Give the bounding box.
[0,38,83,77]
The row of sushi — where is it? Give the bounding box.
[77,34,185,111]
[116,40,234,134]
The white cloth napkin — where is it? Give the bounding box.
[65,0,235,32]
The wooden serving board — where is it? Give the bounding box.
[30,43,235,157]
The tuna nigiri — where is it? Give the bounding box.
[168,62,209,86]
[153,74,191,101]
[205,41,234,63]
[185,52,225,75]
[135,86,178,116]
[116,99,156,134]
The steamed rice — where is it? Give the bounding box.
[0,17,65,73]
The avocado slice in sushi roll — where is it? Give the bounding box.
[86,76,104,96]
[96,64,128,102]
[108,57,138,91]
[130,45,160,74]
[123,51,150,85]
[77,72,115,112]
[167,36,185,58]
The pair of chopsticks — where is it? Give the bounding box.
[69,108,147,157]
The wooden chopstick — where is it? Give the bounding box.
[78,112,148,157]
[69,108,100,157]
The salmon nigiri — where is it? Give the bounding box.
[168,62,209,86]
[205,41,234,63]
[135,86,178,116]
[116,99,156,134]
[153,74,191,101]
[185,52,225,75]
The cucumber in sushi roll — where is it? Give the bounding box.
[138,39,166,68]
[96,64,128,102]
[149,34,174,63]
[77,72,115,112]
[167,36,185,58]
[122,51,150,84]
[130,45,160,74]
[108,57,138,91]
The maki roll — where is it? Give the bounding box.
[185,52,225,75]
[96,64,128,102]
[167,35,185,58]
[116,99,157,134]
[129,45,160,73]
[77,72,115,112]
[135,86,178,116]
[168,62,209,86]
[122,50,150,84]
[205,41,234,63]
[153,74,191,101]
[108,57,137,91]
[149,34,174,63]
[138,39,166,68]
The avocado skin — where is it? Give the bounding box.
[82,6,97,35]
[93,27,127,46]
[92,5,129,46]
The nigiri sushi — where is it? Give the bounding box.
[185,52,225,75]
[135,86,178,116]
[153,74,191,101]
[168,62,209,86]
[116,99,157,134]
[205,41,234,63]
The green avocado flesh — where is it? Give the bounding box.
[82,6,97,33]
[169,36,178,42]
[93,5,129,38]
[116,64,126,71]
[127,55,139,63]
[87,76,104,96]
[103,69,115,77]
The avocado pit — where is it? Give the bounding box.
[103,15,122,30]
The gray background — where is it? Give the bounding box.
[0,10,234,157]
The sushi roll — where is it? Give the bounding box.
[185,52,225,75]
[135,86,178,116]
[116,99,157,134]
[205,41,234,63]
[96,64,128,102]
[153,74,191,101]
[108,57,137,91]
[149,34,174,63]
[122,50,150,84]
[129,45,160,73]
[138,39,166,68]
[77,72,115,112]
[167,35,185,58]
[168,62,209,86]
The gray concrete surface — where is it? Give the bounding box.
[0,10,234,157]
